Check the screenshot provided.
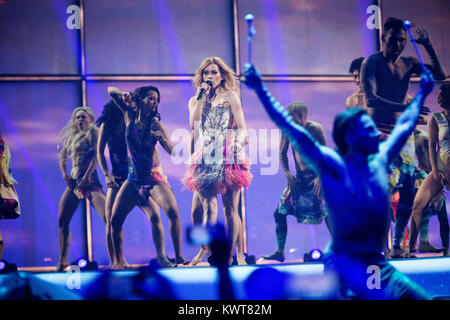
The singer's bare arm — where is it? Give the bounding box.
[189,82,212,129]
[189,96,202,130]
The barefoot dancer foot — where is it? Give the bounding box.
[236,254,247,265]
[190,246,210,266]
[56,260,69,272]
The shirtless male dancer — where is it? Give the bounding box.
[262,102,328,262]
[346,57,366,110]
[361,17,446,258]
[244,63,433,299]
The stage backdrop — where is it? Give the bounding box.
[0,0,448,267]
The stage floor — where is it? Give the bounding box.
[2,254,449,300]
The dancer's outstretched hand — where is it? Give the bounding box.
[420,68,434,96]
[243,63,263,90]
[415,28,431,47]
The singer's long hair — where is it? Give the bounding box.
[193,57,239,95]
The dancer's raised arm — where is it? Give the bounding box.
[380,70,434,164]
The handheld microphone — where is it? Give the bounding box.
[197,80,213,101]
[245,14,255,64]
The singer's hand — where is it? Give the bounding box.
[201,81,212,93]
[243,63,263,90]
[197,82,211,100]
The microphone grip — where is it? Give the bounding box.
[196,81,213,101]
[197,88,206,101]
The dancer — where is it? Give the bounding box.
[183,57,252,266]
[346,57,366,110]
[0,129,20,264]
[96,100,162,268]
[410,84,450,256]
[411,129,444,253]
[262,102,328,262]
[412,195,448,256]
[108,85,187,269]
[96,100,128,268]
[244,63,433,299]
[361,17,447,258]
[56,107,106,271]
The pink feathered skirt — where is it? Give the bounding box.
[183,143,252,196]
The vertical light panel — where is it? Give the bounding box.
[0,82,83,267]
[84,0,234,75]
[0,0,80,74]
[237,0,379,75]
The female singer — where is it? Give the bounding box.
[183,57,252,265]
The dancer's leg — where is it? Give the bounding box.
[0,231,4,260]
[140,197,175,267]
[110,181,139,270]
[190,193,218,266]
[409,174,443,252]
[437,203,449,255]
[150,183,187,264]
[191,191,204,225]
[57,187,80,271]
[104,187,119,267]
[222,188,244,265]
[262,209,287,261]
[392,174,416,258]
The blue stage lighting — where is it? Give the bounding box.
[77,258,88,268]
[0,259,17,274]
[310,249,323,260]
[303,249,324,263]
[71,258,98,271]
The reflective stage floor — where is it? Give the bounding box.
[1,254,449,300]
